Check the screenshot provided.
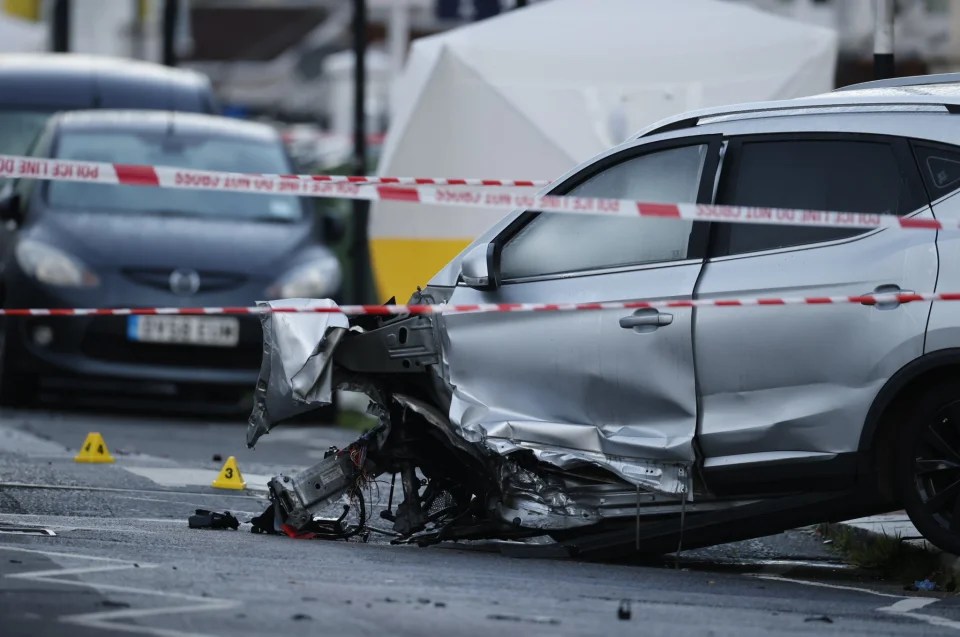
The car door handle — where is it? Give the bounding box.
[862,284,912,310]
[619,310,673,333]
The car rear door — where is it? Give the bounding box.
[693,134,936,489]
[913,141,960,354]
[439,137,720,489]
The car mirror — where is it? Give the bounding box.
[461,243,499,290]
[0,191,22,225]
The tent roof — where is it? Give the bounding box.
[0,16,46,53]
[382,0,837,169]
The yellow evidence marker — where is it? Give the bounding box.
[211,456,246,490]
[74,432,115,463]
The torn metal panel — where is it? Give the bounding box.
[247,298,348,447]
[497,460,599,530]
[404,339,692,497]
[482,436,691,497]
[448,413,691,496]
[430,263,699,497]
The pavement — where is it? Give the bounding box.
[3,405,960,636]
[837,512,960,589]
[843,514,924,541]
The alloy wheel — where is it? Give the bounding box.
[913,400,960,532]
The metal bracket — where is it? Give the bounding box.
[336,314,438,374]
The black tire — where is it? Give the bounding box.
[896,380,960,554]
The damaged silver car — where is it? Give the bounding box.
[247,74,960,557]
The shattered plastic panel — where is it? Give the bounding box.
[247,298,348,447]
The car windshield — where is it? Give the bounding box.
[46,130,303,222]
[0,110,55,189]
[0,109,53,155]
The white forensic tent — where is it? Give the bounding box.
[369,0,838,302]
[0,14,45,53]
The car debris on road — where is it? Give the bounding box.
[188,509,240,531]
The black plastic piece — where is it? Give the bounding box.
[640,116,700,138]
[188,509,240,530]
[250,504,279,535]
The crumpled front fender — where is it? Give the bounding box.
[247,298,348,447]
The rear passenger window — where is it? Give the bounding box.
[715,139,923,256]
[913,143,960,199]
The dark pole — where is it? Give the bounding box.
[351,0,371,303]
[51,0,69,53]
[516,0,527,7]
[874,0,894,80]
[162,0,179,67]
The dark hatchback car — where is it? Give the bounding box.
[0,111,342,409]
[0,54,217,157]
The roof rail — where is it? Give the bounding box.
[835,72,960,92]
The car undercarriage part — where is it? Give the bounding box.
[553,489,873,558]
[267,441,373,539]
[389,462,427,536]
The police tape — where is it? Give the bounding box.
[0,154,546,189]
[311,175,549,187]
[2,292,957,317]
[0,153,943,233]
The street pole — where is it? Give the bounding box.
[162,0,178,67]
[351,0,371,303]
[51,0,69,53]
[874,0,894,80]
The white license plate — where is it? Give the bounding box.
[127,316,240,347]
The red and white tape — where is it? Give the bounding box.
[310,175,549,187]
[0,154,545,188]
[0,154,946,234]
[1,292,956,318]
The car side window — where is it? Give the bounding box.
[499,144,708,280]
[913,142,960,200]
[714,139,922,256]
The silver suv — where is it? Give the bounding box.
[250,74,960,557]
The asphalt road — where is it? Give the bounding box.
[1,406,959,637]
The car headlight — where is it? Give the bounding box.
[15,239,99,287]
[267,254,342,299]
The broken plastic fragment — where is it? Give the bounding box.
[910,578,938,592]
[187,509,240,530]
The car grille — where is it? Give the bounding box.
[80,316,262,369]
[122,268,248,293]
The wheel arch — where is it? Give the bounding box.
[859,348,960,498]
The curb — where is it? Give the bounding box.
[826,514,960,587]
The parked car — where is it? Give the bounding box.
[0,54,217,158]
[250,73,960,557]
[0,110,342,411]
